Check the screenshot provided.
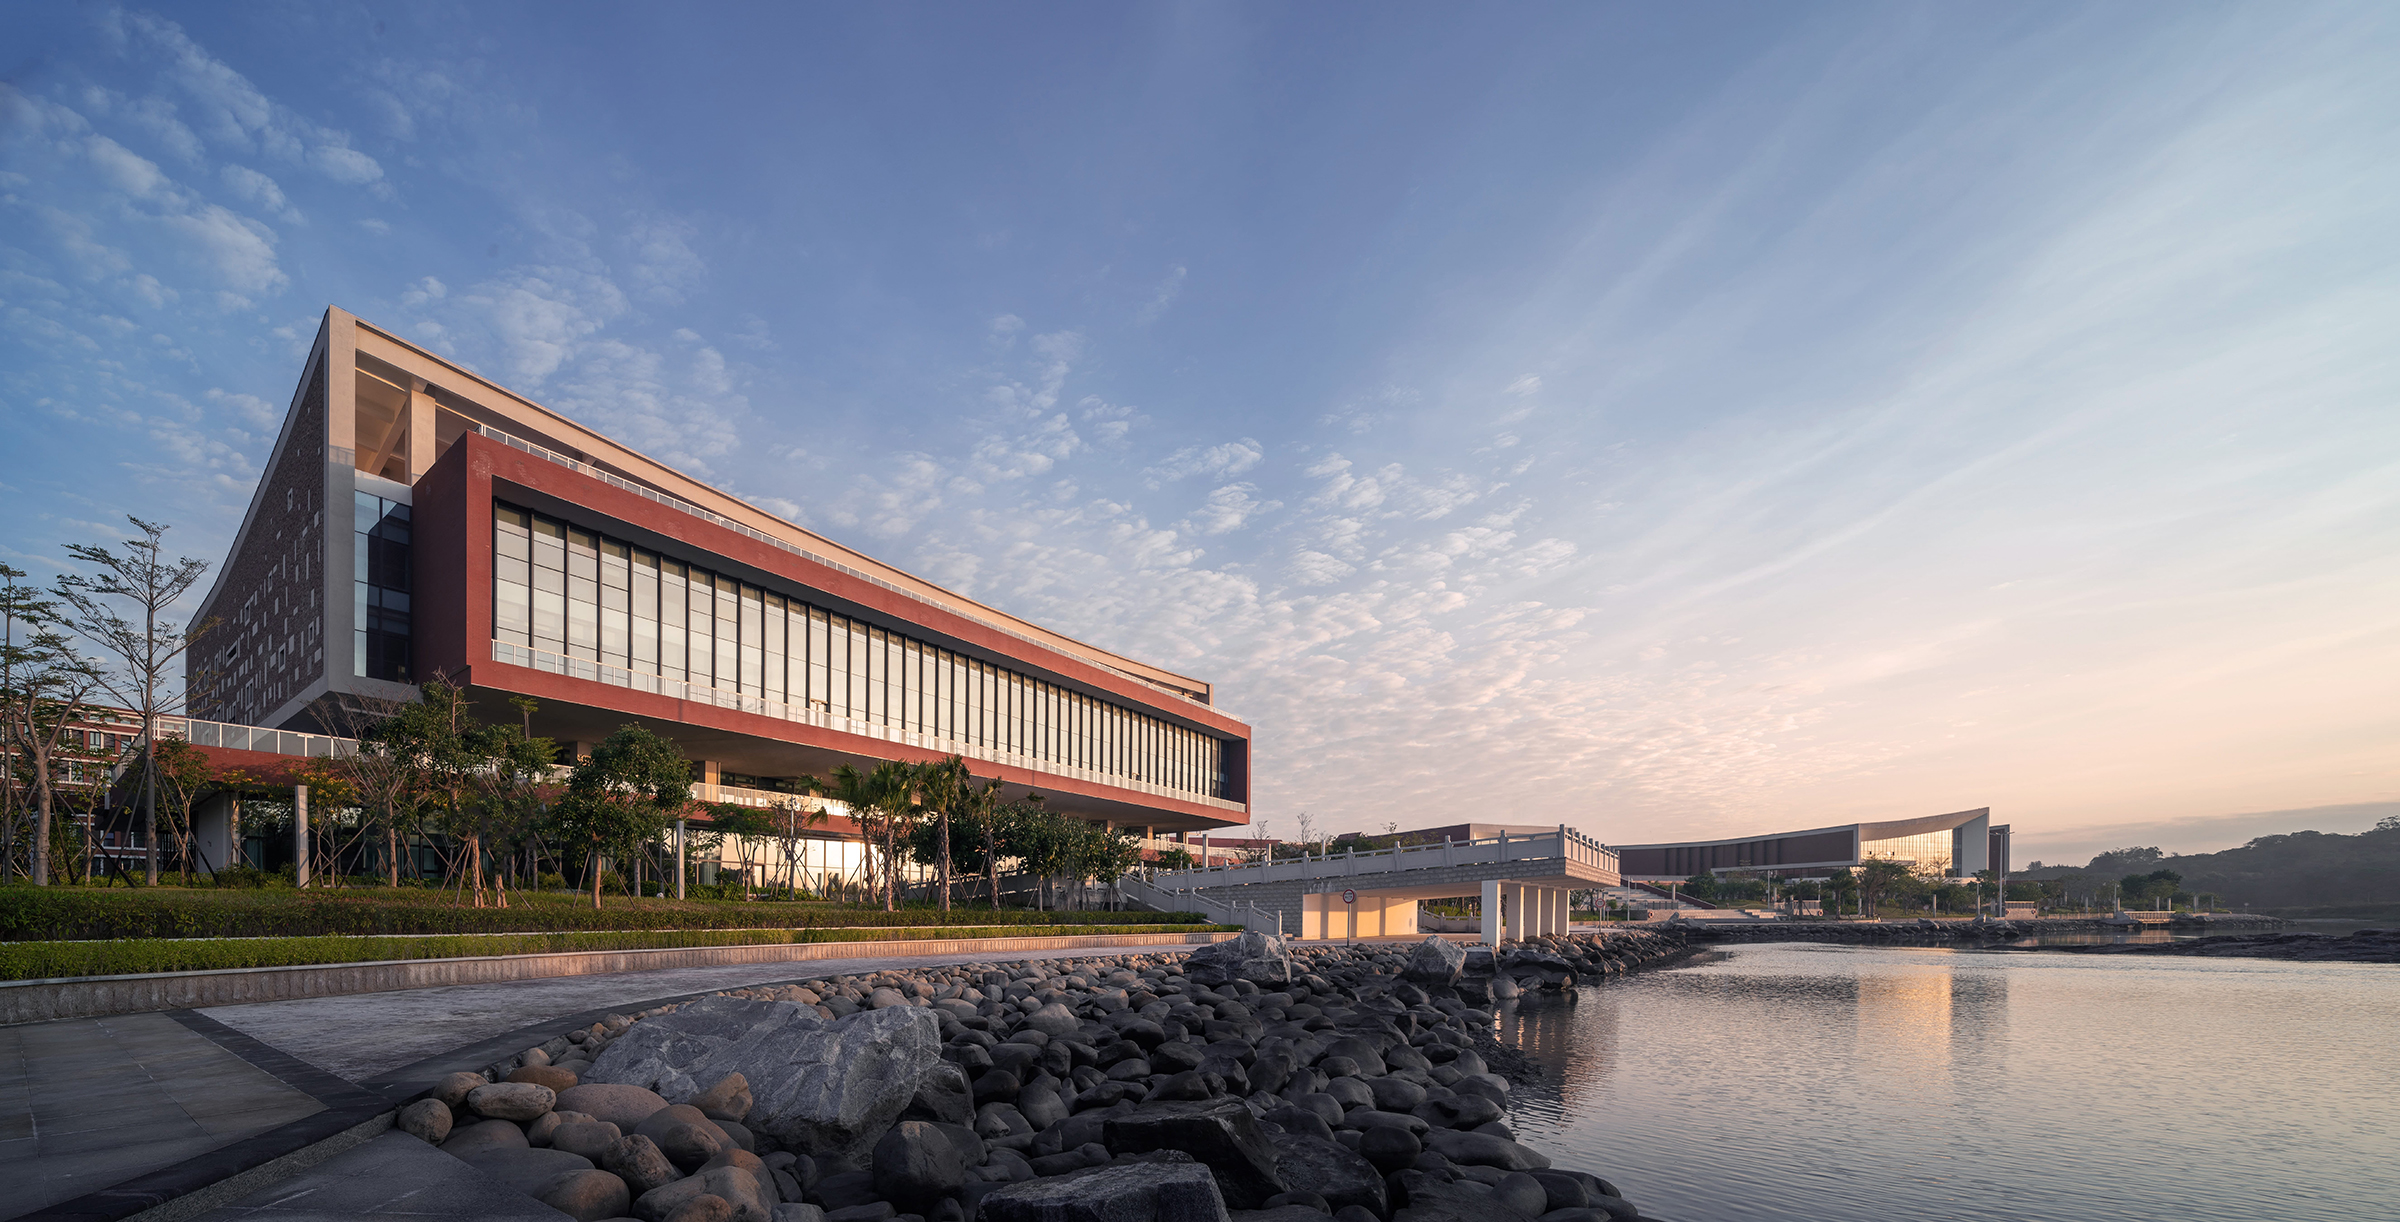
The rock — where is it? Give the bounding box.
[1103,1098,1286,1209]
[631,1003,946,1167]
[665,1195,734,1222]
[397,1098,453,1144]
[433,1071,490,1108]
[636,1165,774,1222]
[442,1118,530,1156]
[872,1120,967,1213]
[1528,1171,1588,1211]
[1422,1130,1549,1171]
[1389,1172,1538,1222]
[561,1083,675,1131]
[900,1060,974,1126]
[513,1064,582,1092]
[605,1133,684,1196]
[1357,1125,1420,1173]
[462,1147,597,1195]
[772,1207,827,1222]
[718,1120,758,1152]
[1368,1077,1426,1112]
[870,987,909,1009]
[1184,933,1292,988]
[823,1206,895,1222]
[636,1103,731,1169]
[1495,1172,1548,1216]
[977,1161,1231,1222]
[553,1120,626,1161]
[536,1168,634,1221]
[690,1073,754,1123]
[469,1081,559,1121]
[1270,1135,1384,1216]
[1021,1003,1083,1039]
[592,996,825,1103]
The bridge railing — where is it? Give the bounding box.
[1119,873,1285,935]
[1144,825,1618,889]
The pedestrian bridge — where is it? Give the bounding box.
[1119,825,1619,945]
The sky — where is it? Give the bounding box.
[2,3,2395,866]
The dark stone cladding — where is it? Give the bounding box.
[190,354,328,727]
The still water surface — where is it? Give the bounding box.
[1498,943,2398,1222]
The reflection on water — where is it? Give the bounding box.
[1496,944,2400,1222]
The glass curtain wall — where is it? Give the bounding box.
[1861,830,1955,874]
[354,491,412,681]
[492,501,1229,800]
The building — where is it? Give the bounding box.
[1613,807,1998,882]
[188,308,1253,856]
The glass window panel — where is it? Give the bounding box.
[631,551,658,673]
[599,540,630,666]
[866,628,887,725]
[740,585,764,695]
[848,620,868,719]
[809,608,831,710]
[660,561,687,683]
[765,595,786,704]
[714,576,740,696]
[689,569,716,686]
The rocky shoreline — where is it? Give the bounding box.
[391,929,1692,1222]
[2049,926,2399,963]
[1683,913,2286,948]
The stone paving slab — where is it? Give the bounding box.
[0,1014,324,1221]
[184,1131,566,1222]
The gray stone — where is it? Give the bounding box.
[977,1161,1230,1222]
[1368,1076,1426,1112]
[1495,1172,1548,1217]
[1400,938,1467,987]
[903,1059,974,1126]
[1357,1125,1420,1173]
[667,1195,735,1222]
[1183,933,1291,989]
[536,1168,634,1221]
[398,1097,453,1145]
[592,995,827,1103]
[1021,1003,1084,1039]
[637,1103,732,1169]
[512,1063,582,1092]
[1529,1170,1587,1211]
[1103,1098,1286,1209]
[823,1205,895,1222]
[772,1207,828,1222]
[693,1072,756,1123]
[561,1082,675,1130]
[605,1133,684,1196]
[461,1146,597,1196]
[553,1119,626,1161]
[470,1081,559,1121]
[433,1071,490,1108]
[636,1165,774,1222]
[1270,1135,1384,1217]
[1389,1172,1537,1222]
[872,1120,967,1213]
[442,1118,531,1156]
[1422,1129,1549,1171]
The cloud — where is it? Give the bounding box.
[219,164,299,221]
[1143,438,1264,486]
[1185,483,1279,535]
[86,136,166,196]
[157,204,285,294]
[115,11,384,187]
[1505,374,1542,396]
[1135,264,1187,324]
[453,266,629,384]
[624,217,706,304]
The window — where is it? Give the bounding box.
[355,491,411,681]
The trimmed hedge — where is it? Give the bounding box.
[0,886,1206,942]
[0,924,1241,981]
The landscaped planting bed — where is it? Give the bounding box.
[0,886,1204,942]
[0,924,1241,981]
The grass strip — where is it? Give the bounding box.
[0,886,1206,942]
[0,924,1241,981]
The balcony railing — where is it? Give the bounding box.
[491,639,1247,815]
[1142,826,1619,889]
[161,716,357,760]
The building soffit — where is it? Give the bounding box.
[339,310,1215,706]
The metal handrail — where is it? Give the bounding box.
[1144,825,1619,888]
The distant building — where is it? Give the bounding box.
[1614,807,1997,881]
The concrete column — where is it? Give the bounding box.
[1504,883,1525,942]
[294,784,310,888]
[1481,880,1503,946]
[675,819,688,900]
[193,794,232,877]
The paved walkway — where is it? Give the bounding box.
[11,944,1123,1222]
[2,1014,325,1221]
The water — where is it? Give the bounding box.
[1496,943,2400,1222]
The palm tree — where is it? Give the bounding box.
[916,755,971,911]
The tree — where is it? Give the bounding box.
[1,572,106,886]
[709,802,774,899]
[463,720,555,906]
[1856,858,1913,918]
[150,736,219,880]
[56,516,213,886]
[915,755,971,911]
[550,725,692,910]
[767,782,826,898]
[319,693,422,886]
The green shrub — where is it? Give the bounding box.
[0,885,1208,941]
[0,923,1241,980]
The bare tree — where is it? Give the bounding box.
[317,693,419,886]
[0,604,106,885]
[56,517,212,886]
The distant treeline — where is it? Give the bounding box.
[2025,818,2400,915]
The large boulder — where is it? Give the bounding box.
[591,997,824,1103]
[558,1083,673,1130]
[635,1165,774,1222]
[1270,1135,1385,1217]
[1422,1129,1549,1171]
[1183,932,1291,988]
[1102,1098,1285,1209]
[870,1121,965,1214]
[591,1001,946,1167]
[977,1161,1229,1222]
[535,1168,634,1222]
[1400,937,1466,987]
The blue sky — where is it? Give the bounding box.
[4,3,2395,864]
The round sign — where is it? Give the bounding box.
[1342,889,1357,905]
